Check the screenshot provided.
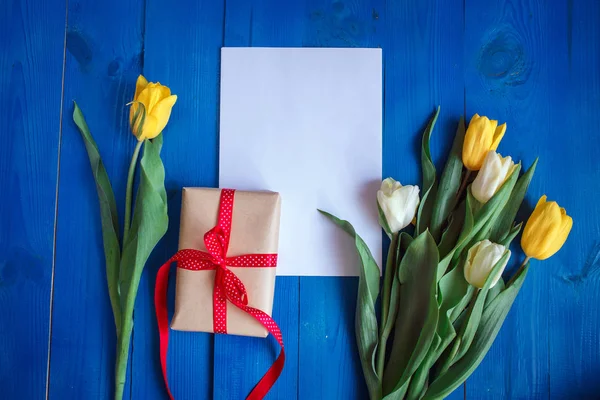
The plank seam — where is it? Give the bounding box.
[45,0,69,399]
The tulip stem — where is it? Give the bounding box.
[377,232,399,379]
[123,140,143,246]
[456,170,473,200]
[507,257,531,287]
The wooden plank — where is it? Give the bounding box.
[0,0,65,398]
[546,1,600,398]
[130,1,225,399]
[213,1,301,398]
[47,0,143,398]
[463,0,567,397]
[293,0,384,397]
[295,0,462,398]
[381,2,465,399]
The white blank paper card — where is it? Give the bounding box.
[219,47,382,276]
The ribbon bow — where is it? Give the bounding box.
[155,189,285,400]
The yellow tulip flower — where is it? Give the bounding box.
[521,195,573,260]
[462,114,506,171]
[129,75,177,141]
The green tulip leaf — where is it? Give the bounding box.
[451,165,521,265]
[490,159,538,243]
[381,233,412,354]
[438,200,466,260]
[499,222,523,248]
[452,251,511,364]
[471,164,521,233]
[457,190,476,245]
[115,135,169,396]
[119,135,169,308]
[73,102,122,334]
[318,210,382,400]
[406,257,474,400]
[383,230,439,398]
[378,201,393,239]
[423,263,529,400]
[406,334,442,400]
[430,117,465,241]
[484,278,505,308]
[416,107,440,235]
[438,261,474,340]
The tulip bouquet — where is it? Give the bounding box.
[320,108,572,399]
[73,76,177,400]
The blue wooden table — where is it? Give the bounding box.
[2,0,600,399]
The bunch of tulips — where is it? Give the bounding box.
[321,108,571,400]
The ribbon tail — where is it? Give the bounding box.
[233,304,286,400]
[247,351,286,400]
[155,260,175,400]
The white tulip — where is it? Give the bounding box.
[464,239,511,289]
[377,178,420,233]
[471,150,515,203]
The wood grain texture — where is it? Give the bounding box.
[1,0,599,399]
[463,0,563,397]
[382,1,465,399]
[293,1,387,398]
[546,0,600,398]
[0,0,65,398]
[215,1,302,398]
[48,0,144,399]
[130,1,225,399]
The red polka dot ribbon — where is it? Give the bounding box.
[155,189,285,400]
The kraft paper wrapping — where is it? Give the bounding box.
[171,188,281,337]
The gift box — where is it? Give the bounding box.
[155,188,285,399]
[170,187,281,337]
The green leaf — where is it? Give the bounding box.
[499,222,522,248]
[428,261,474,380]
[452,165,521,264]
[456,191,476,245]
[383,231,439,398]
[430,117,465,241]
[381,233,409,349]
[435,195,474,282]
[423,264,529,400]
[319,210,382,400]
[387,232,414,336]
[438,200,466,260]
[115,135,169,398]
[452,251,511,363]
[438,262,473,337]
[409,260,474,400]
[436,200,467,280]
[400,232,415,253]
[490,159,538,242]
[416,107,440,235]
[119,135,169,311]
[72,102,122,335]
[406,334,442,400]
[471,164,521,231]
[378,201,393,239]
[484,279,505,308]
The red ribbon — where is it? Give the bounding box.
[155,189,285,400]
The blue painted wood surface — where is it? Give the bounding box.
[1,0,599,399]
[0,0,65,398]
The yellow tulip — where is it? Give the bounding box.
[129,75,177,141]
[462,114,506,171]
[521,195,573,260]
